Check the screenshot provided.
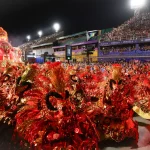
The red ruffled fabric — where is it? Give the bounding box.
[1,62,149,149]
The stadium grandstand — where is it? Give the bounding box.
[99,11,150,62]
[19,11,150,63]
[101,12,150,42]
[53,30,102,62]
[19,31,64,63]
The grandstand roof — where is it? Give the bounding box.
[19,31,64,49]
[52,40,98,49]
[31,42,53,48]
[57,31,86,40]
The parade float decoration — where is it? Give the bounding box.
[13,63,140,149]
[0,27,24,124]
[0,27,149,149]
[0,27,13,62]
[0,27,22,63]
[14,62,101,149]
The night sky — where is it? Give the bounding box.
[0,0,142,46]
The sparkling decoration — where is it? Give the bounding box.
[0,46,150,149]
[0,27,8,41]
[0,27,22,62]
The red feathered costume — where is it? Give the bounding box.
[97,64,139,142]
[15,62,101,149]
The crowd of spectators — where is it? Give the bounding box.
[139,45,150,51]
[101,12,150,42]
[100,46,136,54]
[19,12,150,64]
[100,44,150,55]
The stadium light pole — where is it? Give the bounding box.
[26,35,31,41]
[38,30,43,37]
[130,0,147,16]
[53,23,60,32]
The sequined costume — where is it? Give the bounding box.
[98,64,139,142]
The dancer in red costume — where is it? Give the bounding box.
[132,65,150,119]
[15,62,102,149]
[98,64,139,142]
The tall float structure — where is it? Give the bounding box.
[0,27,22,63]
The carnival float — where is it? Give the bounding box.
[0,27,150,149]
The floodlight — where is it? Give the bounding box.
[53,23,60,32]
[130,0,146,9]
[26,35,31,41]
[38,30,43,37]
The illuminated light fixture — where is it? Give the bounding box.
[53,23,60,32]
[38,30,43,37]
[130,0,146,9]
[26,35,31,41]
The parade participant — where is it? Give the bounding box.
[98,64,138,142]
[133,70,150,119]
[14,62,101,149]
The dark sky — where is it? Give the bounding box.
[0,0,138,46]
